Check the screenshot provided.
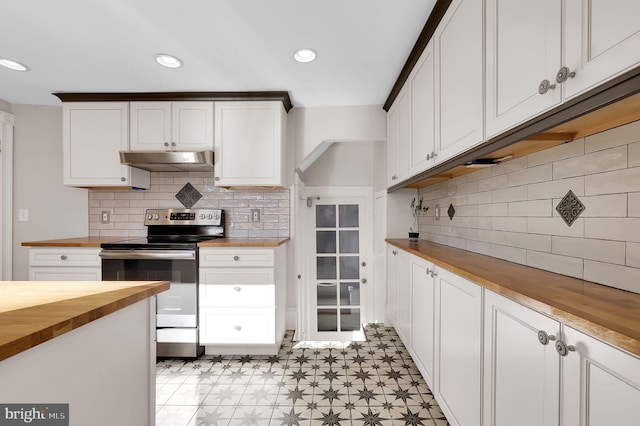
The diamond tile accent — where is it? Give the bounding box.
[447,203,456,220]
[174,182,202,209]
[556,190,585,226]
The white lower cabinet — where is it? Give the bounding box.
[562,325,640,426]
[28,248,101,281]
[483,289,561,426]
[435,267,483,426]
[396,249,411,345]
[386,245,399,327]
[198,246,286,355]
[410,256,436,385]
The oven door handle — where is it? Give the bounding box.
[99,250,196,260]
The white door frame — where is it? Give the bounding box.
[297,185,373,341]
[0,111,14,280]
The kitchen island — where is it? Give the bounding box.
[0,280,168,426]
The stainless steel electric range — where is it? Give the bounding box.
[100,208,224,358]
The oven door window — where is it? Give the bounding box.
[102,258,197,327]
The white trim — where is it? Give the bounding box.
[0,111,14,280]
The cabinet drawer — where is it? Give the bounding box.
[29,267,101,281]
[199,248,274,267]
[29,248,101,267]
[200,283,275,307]
[200,268,273,285]
[200,308,275,344]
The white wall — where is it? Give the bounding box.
[300,141,383,186]
[12,104,88,280]
[0,100,12,112]
[418,119,640,294]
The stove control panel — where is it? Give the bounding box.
[144,208,223,226]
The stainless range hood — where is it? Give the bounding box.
[119,150,214,172]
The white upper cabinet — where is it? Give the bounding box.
[63,102,150,188]
[214,101,286,187]
[130,101,214,151]
[409,41,436,176]
[563,0,640,100]
[485,0,562,138]
[435,0,484,163]
[387,86,410,187]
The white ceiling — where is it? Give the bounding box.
[0,0,436,108]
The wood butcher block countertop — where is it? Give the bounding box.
[21,237,290,248]
[387,239,640,357]
[0,280,169,362]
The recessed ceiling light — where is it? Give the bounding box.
[0,58,29,72]
[294,48,317,63]
[155,54,183,68]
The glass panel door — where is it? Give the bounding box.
[311,198,365,340]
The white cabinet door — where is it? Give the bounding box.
[29,247,102,281]
[409,41,436,176]
[485,0,562,138]
[63,102,150,188]
[410,256,436,385]
[396,249,411,345]
[386,245,399,327]
[483,290,561,426]
[387,101,400,187]
[30,267,101,281]
[130,101,213,151]
[435,0,484,162]
[435,267,482,426]
[214,101,285,187]
[563,0,640,100]
[562,325,640,426]
[387,87,410,187]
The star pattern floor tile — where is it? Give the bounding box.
[156,324,450,425]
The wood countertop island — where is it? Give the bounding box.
[0,280,168,426]
[387,239,640,357]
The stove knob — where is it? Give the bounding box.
[153,214,159,220]
[207,214,213,219]
[199,214,206,220]
[214,214,219,220]
[146,214,153,220]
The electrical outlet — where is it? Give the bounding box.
[101,211,110,224]
[251,209,260,222]
[18,209,29,222]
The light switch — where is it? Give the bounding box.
[18,209,29,222]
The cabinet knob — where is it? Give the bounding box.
[392,250,397,256]
[538,79,556,95]
[555,340,575,357]
[297,274,302,279]
[233,286,241,292]
[233,325,242,331]
[391,175,398,180]
[430,151,437,159]
[361,261,366,267]
[171,142,176,147]
[214,176,220,181]
[233,255,239,261]
[426,268,432,275]
[121,177,126,182]
[430,269,438,278]
[164,142,169,147]
[556,66,576,84]
[60,255,68,261]
[360,278,367,284]
[537,330,556,346]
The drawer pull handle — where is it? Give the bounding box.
[233,255,239,261]
[233,286,241,292]
[233,325,242,331]
[60,255,68,261]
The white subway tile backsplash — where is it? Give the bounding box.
[490,230,551,252]
[491,156,528,176]
[585,218,640,242]
[478,174,509,191]
[627,242,640,268]
[508,163,552,187]
[629,192,640,217]
[584,167,640,195]
[466,240,492,256]
[491,244,527,264]
[492,186,528,203]
[527,176,585,200]
[553,146,627,179]
[629,142,640,168]
[584,119,640,153]
[508,200,552,217]
[584,260,640,293]
[528,217,584,237]
[552,236,626,265]
[527,139,584,167]
[492,217,527,232]
[579,194,627,217]
[526,251,583,279]
[466,191,492,205]
[465,166,493,182]
[478,203,508,217]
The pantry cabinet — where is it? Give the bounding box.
[199,246,286,355]
[63,102,150,188]
[435,267,483,426]
[562,325,640,426]
[385,245,399,326]
[396,248,411,345]
[28,247,101,281]
[129,101,214,151]
[410,256,436,385]
[214,101,286,187]
[435,0,484,163]
[483,289,561,426]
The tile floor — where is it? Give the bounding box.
[156,324,449,425]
